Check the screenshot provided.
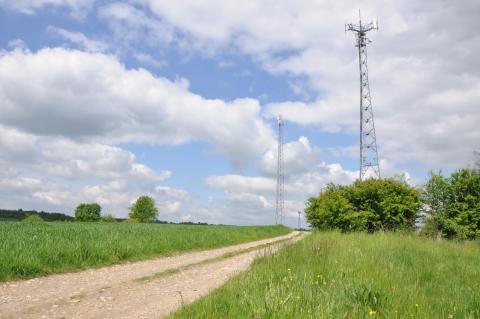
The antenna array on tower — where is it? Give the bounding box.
[346,12,381,180]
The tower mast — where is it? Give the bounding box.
[346,12,381,180]
[275,115,285,224]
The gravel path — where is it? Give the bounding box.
[0,231,302,318]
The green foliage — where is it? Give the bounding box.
[305,179,421,232]
[129,196,158,223]
[74,203,101,222]
[22,214,44,223]
[423,168,480,240]
[0,222,290,281]
[100,214,117,223]
[171,232,480,318]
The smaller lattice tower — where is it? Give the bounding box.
[275,115,285,224]
[346,11,381,180]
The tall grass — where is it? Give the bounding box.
[0,222,290,281]
[171,231,480,318]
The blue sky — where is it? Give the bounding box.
[0,0,478,226]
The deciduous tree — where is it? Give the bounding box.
[129,196,158,223]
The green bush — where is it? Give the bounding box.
[74,203,101,222]
[423,168,480,240]
[22,214,44,223]
[305,178,421,232]
[129,196,158,223]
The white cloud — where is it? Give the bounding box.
[0,47,275,168]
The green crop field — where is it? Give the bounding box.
[0,222,290,282]
[171,231,480,319]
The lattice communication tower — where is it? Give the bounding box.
[346,12,381,180]
[275,115,285,224]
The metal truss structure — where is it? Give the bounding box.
[275,115,285,224]
[346,13,381,180]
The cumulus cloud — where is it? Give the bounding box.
[0,47,275,168]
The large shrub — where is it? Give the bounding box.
[75,203,101,222]
[306,178,421,232]
[129,196,158,223]
[423,168,480,240]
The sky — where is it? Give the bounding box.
[0,0,479,227]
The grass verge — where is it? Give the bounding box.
[170,231,480,318]
[0,222,290,282]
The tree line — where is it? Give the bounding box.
[2,195,214,225]
[1,195,211,225]
[0,209,74,222]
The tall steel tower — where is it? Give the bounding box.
[346,12,381,180]
[275,115,285,224]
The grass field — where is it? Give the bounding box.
[0,222,290,282]
[171,231,480,319]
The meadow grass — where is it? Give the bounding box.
[0,222,290,281]
[170,231,480,319]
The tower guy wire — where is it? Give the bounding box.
[275,115,285,225]
[346,11,381,180]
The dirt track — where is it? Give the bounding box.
[0,231,302,318]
